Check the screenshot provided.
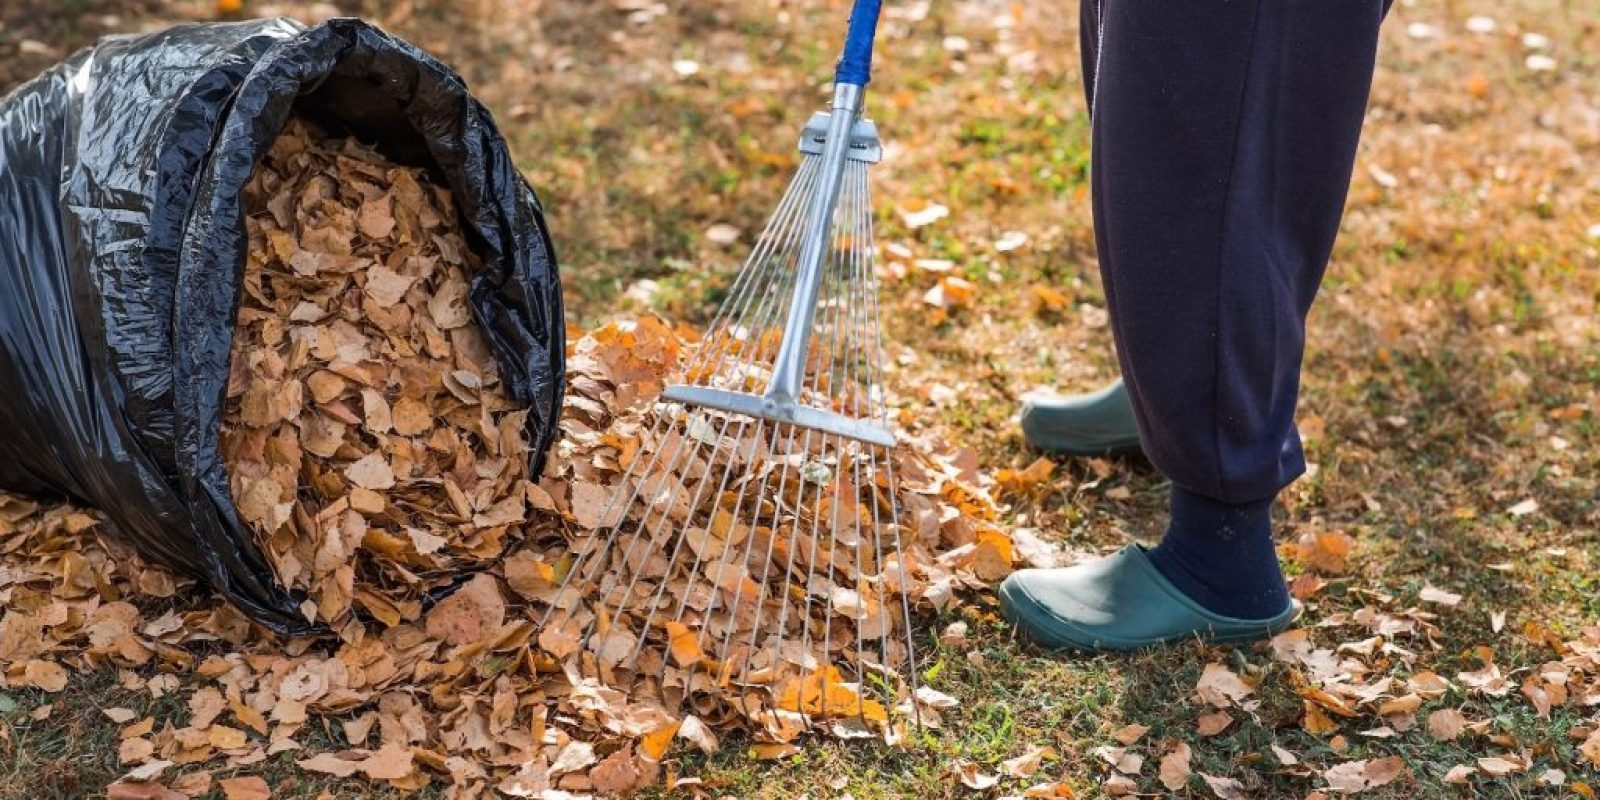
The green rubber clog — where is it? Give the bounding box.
[1020,379,1142,456]
[998,545,1298,651]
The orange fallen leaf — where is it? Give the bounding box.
[1030,284,1071,313]
[639,721,681,762]
[751,743,801,760]
[971,528,1014,581]
[1294,530,1355,575]
[663,621,704,667]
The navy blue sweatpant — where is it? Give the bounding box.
[1081,0,1389,503]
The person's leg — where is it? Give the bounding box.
[1015,0,1140,458]
[1002,0,1388,647]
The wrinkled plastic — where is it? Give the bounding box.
[0,19,564,635]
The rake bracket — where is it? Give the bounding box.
[799,112,883,164]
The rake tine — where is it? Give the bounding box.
[707,177,844,691]
[795,159,871,726]
[693,157,822,388]
[744,422,815,715]
[851,164,902,700]
[575,410,713,649]
[795,332,849,725]
[679,414,771,666]
[583,224,815,658]
[857,164,923,730]
[597,410,741,658]
[539,156,820,631]
[839,163,873,724]
[743,197,856,714]
[648,415,765,692]
[735,308,831,696]
[544,152,825,633]
[664,166,828,669]
[767,215,852,725]
[718,419,804,680]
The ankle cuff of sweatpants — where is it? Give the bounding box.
[1170,484,1275,524]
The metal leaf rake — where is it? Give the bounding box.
[539,0,919,733]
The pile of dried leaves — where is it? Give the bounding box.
[529,309,1015,751]
[224,118,536,633]
[0,154,1015,796]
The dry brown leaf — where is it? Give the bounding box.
[390,396,433,436]
[360,742,415,781]
[297,752,362,778]
[1030,284,1070,312]
[1579,729,1600,767]
[971,527,1014,581]
[1113,723,1150,745]
[1001,746,1049,779]
[994,457,1055,497]
[1159,742,1192,790]
[423,574,506,646]
[1427,708,1467,741]
[343,454,396,491]
[1201,773,1247,799]
[1458,662,1510,696]
[363,266,415,308]
[1197,710,1234,736]
[549,741,596,775]
[677,715,719,755]
[639,721,680,762]
[122,760,174,783]
[750,743,800,760]
[1407,671,1451,699]
[589,746,643,794]
[106,781,187,800]
[119,737,155,765]
[219,774,272,800]
[1092,746,1144,775]
[663,620,703,667]
[1476,755,1526,777]
[1322,757,1404,793]
[207,725,248,750]
[1195,663,1255,708]
[1096,774,1136,796]
[1376,693,1421,717]
[22,659,68,692]
[1418,584,1462,607]
[171,772,214,797]
[569,480,623,529]
[956,760,999,790]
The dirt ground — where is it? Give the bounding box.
[2,0,1598,798]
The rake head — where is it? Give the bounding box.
[537,87,922,737]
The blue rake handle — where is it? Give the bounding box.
[835,0,883,87]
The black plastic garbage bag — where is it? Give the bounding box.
[0,18,564,635]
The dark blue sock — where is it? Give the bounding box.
[1145,485,1289,620]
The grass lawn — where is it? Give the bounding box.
[2,0,1598,798]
